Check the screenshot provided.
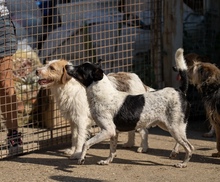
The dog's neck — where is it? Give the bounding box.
[50,78,83,96]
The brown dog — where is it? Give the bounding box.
[184,53,215,138]
[187,60,220,157]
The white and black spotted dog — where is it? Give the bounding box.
[65,48,194,168]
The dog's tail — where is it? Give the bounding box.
[175,48,188,94]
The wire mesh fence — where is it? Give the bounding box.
[0,0,163,159]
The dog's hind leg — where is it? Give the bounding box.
[211,124,220,157]
[169,128,194,168]
[97,132,118,165]
[78,128,116,165]
[64,122,77,155]
[123,129,149,153]
[137,128,148,153]
[157,122,180,158]
[169,143,180,158]
[122,131,135,148]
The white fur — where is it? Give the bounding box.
[175,48,187,71]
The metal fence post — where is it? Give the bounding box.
[163,0,183,87]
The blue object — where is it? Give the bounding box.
[35,0,52,16]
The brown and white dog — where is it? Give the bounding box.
[35,59,152,159]
[187,59,220,157]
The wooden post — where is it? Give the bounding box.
[150,0,163,88]
[163,0,183,87]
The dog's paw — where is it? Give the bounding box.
[137,147,148,153]
[174,163,187,168]
[64,148,75,155]
[69,152,82,160]
[169,151,179,159]
[97,160,110,165]
[211,152,220,157]
[78,158,85,165]
[202,132,214,138]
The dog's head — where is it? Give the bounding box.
[188,61,220,86]
[173,53,212,83]
[65,60,104,87]
[36,59,72,88]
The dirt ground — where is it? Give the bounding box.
[0,127,219,182]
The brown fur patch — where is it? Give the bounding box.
[50,59,72,84]
[188,62,220,87]
[185,53,211,67]
[108,72,131,92]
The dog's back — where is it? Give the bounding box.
[107,72,153,94]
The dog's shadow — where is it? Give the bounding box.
[6,127,220,172]
[83,153,167,167]
[6,141,220,173]
[36,127,220,167]
[79,144,220,167]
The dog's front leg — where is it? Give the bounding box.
[70,120,90,160]
[212,124,220,157]
[97,132,118,165]
[78,129,115,165]
[64,122,77,155]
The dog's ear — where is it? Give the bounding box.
[92,68,104,81]
[61,67,72,84]
[95,59,102,68]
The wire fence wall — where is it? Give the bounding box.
[0,0,163,159]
